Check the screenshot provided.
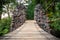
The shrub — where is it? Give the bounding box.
[0,18,11,36]
[49,2,60,31]
[50,20,60,31]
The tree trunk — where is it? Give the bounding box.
[7,4,10,19]
[52,0,55,13]
[8,12,10,18]
[0,14,1,20]
[0,12,2,20]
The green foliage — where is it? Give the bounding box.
[26,0,36,20]
[50,20,60,31]
[0,18,11,36]
[26,4,34,20]
[48,2,60,31]
[0,0,16,10]
[0,0,16,20]
[26,0,54,20]
[35,0,60,32]
[0,0,16,36]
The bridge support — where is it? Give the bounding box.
[34,4,50,33]
[10,4,26,32]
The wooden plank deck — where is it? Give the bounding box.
[0,20,59,40]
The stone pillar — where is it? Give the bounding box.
[10,4,26,31]
[34,4,50,33]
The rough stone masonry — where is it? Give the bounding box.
[34,4,51,33]
[10,4,26,31]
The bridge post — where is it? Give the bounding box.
[10,4,26,32]
[34,4,50,33]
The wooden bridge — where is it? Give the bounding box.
[0,4,59,40]
[0,20,59,40]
